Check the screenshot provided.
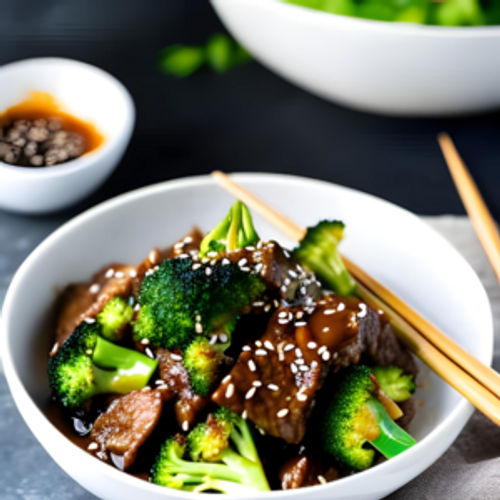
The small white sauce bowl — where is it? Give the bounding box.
[0,58,135,214]
[212,0,500,116]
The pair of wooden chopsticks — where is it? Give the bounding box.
[211,170,500,427]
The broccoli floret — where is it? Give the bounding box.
[133,256,266,350]
[293,220,358,297]
[183,338,226,397]
[48,322,158,409]
[200,201,259,256]
[151,408,269,493]
[321,365,416,471]
[371,366,416,402]
[96,297,134,341]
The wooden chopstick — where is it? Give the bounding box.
[438,132,500,284]
[211,170,500,425]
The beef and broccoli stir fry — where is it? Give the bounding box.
[47,201,418,493]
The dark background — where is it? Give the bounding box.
[1,0,500,221]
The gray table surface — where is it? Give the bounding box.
[1,215,499,499]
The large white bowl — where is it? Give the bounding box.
[212,0,500,116]
[1,174,493,500]
[0,58,135,214]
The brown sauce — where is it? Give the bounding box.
[0,91,104,154]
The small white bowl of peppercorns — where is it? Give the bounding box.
[0,58,135,214]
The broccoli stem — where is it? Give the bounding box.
[316,251,359,297]
[366,397,416,459]
[230,419,260,463]
[219,448,270,492]
[92,337,158,395]
[200,201,259,256]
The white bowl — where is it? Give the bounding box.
[0,58,135,214]
[211,0,500,116]
[1,174,493,500]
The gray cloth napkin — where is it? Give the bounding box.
[388,216,500,500]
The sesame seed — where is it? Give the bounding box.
[253,301,264,307]
[257,241,263,249]
[238,258,248,267]
[278,319,289,325]
[279,351,285,361]
[297,393,308,402]
[242,345,252,352]
[290,363,298,374]
[192,263,201,271]
[171,353,182,361]
[322,351,331,361]
[219,333,229,343]
[281,286,288,294]
[210,335,218,345]
[154,265,159,271]
[296,311,304,319]
[49,342,59,357]
[242,410,248,419]
[114,271,125,278]
[87,442,99,451]
[241,267,251,272]
[300,287,307,295]
[264,340,275,351]
[89,284,100,294]
[284,344,295,352]
[317,475,327,485]
[129,269,137,278]
[357,304,368,318]
[274,299,280,308]
[195,323,203,334]
[337,303,346,312]
[174,242,184,249]
[179,253,190,259]
[182,421,189,432]
[255,349,267,356]
[278,311,288,318]
[277,409,289,418]
[284,278,291,286]
[248,360,257,372]
[105,268,114,278]
[195,314,201,321]
[295,321,307,327]
[86,349,93,356]
[134,303,141,311]
[307,341,318,349]
[207,251,218,258]
[201,258,210,264]
[253,381,262,387]
[311,361,318,368]
[322,327,330,333]
[255,263,263,273]
[288,270,298,279]
[295,358,304,365]
[226,384,235,399]
[246,387,257,399]
[295,348,303,358]
[184,236,193,243]
[141,338,150,345]
[318,346,328,355]
[222,258,231,266]
[299,365,309,372]
[268,384,279,391]
[210,259,217,266]
[84,318,96,324]
[155,379,165,385]
[255,340,263,347]
[283,249,290,258]
[264,304,271,312]
[324,309,335,315]
[205,267,213,276]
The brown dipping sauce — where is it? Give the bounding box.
[0,91,104,167]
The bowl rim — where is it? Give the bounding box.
[211,0,500,38]
[0,57,135,179]
[1,173,493,498]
